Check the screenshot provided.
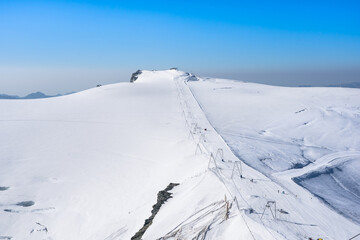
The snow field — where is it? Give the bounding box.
[0,70,205,239]
[188,77,360,239]
[0,70,359,239]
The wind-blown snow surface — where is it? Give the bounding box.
[0,70,359,239]
[293,155,360,224]
[0,71,215,239]
[188,78,360,228]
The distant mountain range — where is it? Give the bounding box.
[0,91,75,99]
[326,82,360,88]
[299,82,360,88]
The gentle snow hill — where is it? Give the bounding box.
[0,70,359,240]
[0,70,211,239]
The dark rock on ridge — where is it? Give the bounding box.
[131,183,179,240]
[130,70,142,83]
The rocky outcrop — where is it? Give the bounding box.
[131,183,179,240]
[130,70,142,83]
[184,72,199,82]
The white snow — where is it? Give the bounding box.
[188,77,360,239]
[0,70,359,240]
[0,70,207,239]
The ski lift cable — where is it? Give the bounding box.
[180,78,280,239]
[178,76,324,240]
[177,77,260,240]
[175,79,253,238]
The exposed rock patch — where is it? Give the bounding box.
[0,236,12,240]
[130,70,142,83]
[185,72,199,81]
[131,183,179,240]
[0,187,9,191]
[16,201,35,207]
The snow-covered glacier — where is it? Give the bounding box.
[0,70,359,239]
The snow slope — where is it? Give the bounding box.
[1,70,359,240]
[293,154,360,224]
[188,77,360,235]
[0,70,211,239]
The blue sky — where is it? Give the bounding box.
[1,0,360,95]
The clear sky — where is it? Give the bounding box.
[1,0,360,95]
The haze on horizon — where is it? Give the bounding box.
[1,0,359,96]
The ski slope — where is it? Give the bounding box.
[187,76,360,238]
[0,70,212,239]
[0,70,359,239]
